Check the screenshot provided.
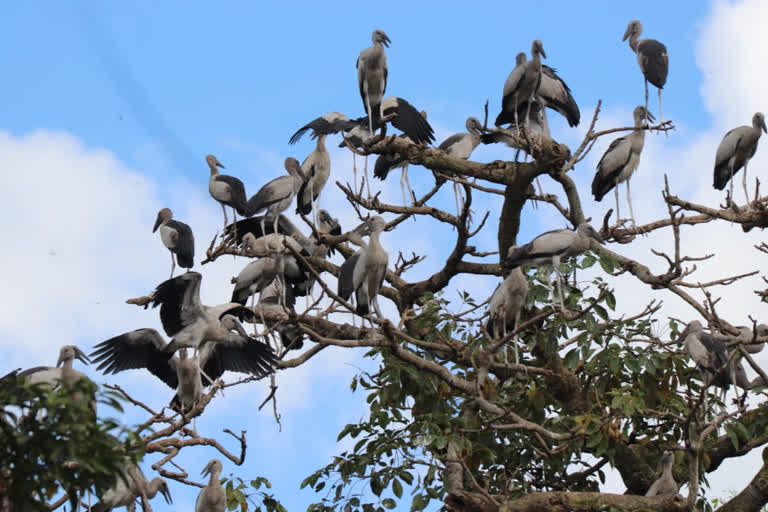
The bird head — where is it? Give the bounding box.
[318,210,341,236]
[201,458,223,478]
[633,106,655,125]
[660,450,675,467]
[284,157,306,181]
[531,40,546,59]
[754,112,767,134]
[206,154,226,170]
[577,223,605,245]
[220,314,250,340]
[57,345,91,367]
[623,20,642,42]
[373,29,391,48]
[515,52,527,67]
[466,117,483,134]
[153,208,173,233]
[155,479,173,504]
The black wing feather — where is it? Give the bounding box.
[90,329,177,389]
[152,272,203,337]
[338,253,361,301]
[165,220,195,268]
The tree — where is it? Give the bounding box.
[6,52,768,512]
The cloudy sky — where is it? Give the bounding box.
[3,0,768,509]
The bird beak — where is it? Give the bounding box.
[75,347,91,365]
[231,319,251,340]
[383,36,391,48]
[645,111,656,124]
[56,355,64,368]
[540,48,547,59]
[622,26,632,41]
[216,160,226,169]
[201,461,212,477]
[161,486,173,504]
[762,119,767,134]
[152,212,163,233]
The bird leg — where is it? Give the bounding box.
[221,203,228,230]
[352,154,359,193]
[552,257,565,311]
[626,179,636,227]
[364,156,372,199]
[404,164,415,205]
[400,166,408,207]
[743,159,751,205]
[614,186,621,221]
[372,296,385,322]
[729,164,735,206]
[273,217,280,252]
[535,177,544,196]
[169,252,176,279]
[658,88,663,125]
[513,309,521,366]
[644,80,650,125]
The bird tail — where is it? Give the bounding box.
[356,303,370,316]
[90,502,108,512]
[713,162,731,190]
[591,166,613,202]
[494,111,513,128]
[373,154,400,180]
[176,252,194,269]
[296,181,312,215]
[370,102,382,132]
[246,193,266,217]
[231,288,248,306]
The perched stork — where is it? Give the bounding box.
[677,320,732,399]
[505,224,604,310]
[591,106,655,224]
[713,112,767,203]
[149,272,254,355]
[196,459,226,512]
[90,328,276,410]
[153,208,194,278]
[296,135,331,227]
[374,110,429,205]
[225,211,340,256]
[253,280,304,351]
[496,41,546,130]
[92,463,172,512]
[357,29,391,136]
[337,216,389,318]
[623,20,668,123]
[645,451,678,497]
[535,65,580,127]
[246,157,305,242]
[487,268,528,364]
[230,256,280,307]
[438,117,483,217]
[13,345,91,388]
[207,154,248,230]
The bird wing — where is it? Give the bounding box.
[383,97,435,144]
[223,215,300,245]
[165,220,195,268]
[373,152,406,180]
[213,175,248,213]
[438,133,466,152]
[152,272,205,337]
[496,65,527,126]
[636,39,668,88]
[199,337,277,384]
[592,136,631,201]
[338,252,361,301]
[713,128,746,189]
[539,65,580,127]
[90,329,178,389]
[288,112,356,145]
[296,163,316,215]
[246,176,293,216]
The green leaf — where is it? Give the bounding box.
[392,478,403,499]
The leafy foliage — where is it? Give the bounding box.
[0,374,140,510]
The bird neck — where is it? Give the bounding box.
[368,229,383,250]
[209,164,220,177]
[628,34,639,52]
[208,469,221,486]
[147,479,163,498]
[315,135,328,152]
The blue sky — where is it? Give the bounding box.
[4,1,768,510]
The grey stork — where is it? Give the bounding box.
[196,459,226,512]
[337,216,389,318]
[207,154,248,230]
[591,106,655,224]
[713,112,767,203]
[677,321,733,401]
[495,41,546,130]
[504,224,604,310]
[90,328,276,411]
[245,157,305,245]
[296,134,331,228]
[251,280,304,351]
[92,463,172,512]
[487,268,528,364]
[13,345,91,388]
[645,451,678,496]
[149,272,255,356]
[623,20,668,124]
[438,117,483,217]
[357,29,390,137]
[153,208,195,278]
